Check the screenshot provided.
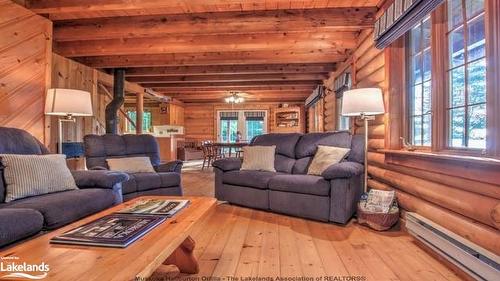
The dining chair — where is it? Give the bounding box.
[201,141,212,170]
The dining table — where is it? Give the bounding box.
[211,141,248,157]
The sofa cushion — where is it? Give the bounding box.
[275,154,295,174]
[4,189,115,229]
[0,208,44,247]
[268,174,330,196]
[107,157,155,173]
[295,131,351,159]
[241,145,276,172]
[122,176,138,194]
[0,154,78,202]
[292,157,312,174]
[223,170,278,189]
[133,173,162,191]
[159,172,181,187]
[307,145,351,175]
[251,133,301,158]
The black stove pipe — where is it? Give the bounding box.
[105,68,125,134]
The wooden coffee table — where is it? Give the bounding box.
[0,196,216,281]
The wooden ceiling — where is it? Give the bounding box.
[19,0,379,103]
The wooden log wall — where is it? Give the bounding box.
[322,28,500,255]
[50,54,111,151]
[184,102,304,143]
[0,0,52,143]
[50,54,148,152]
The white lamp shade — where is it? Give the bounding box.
[341,88,384,116]
[45,88,93,116]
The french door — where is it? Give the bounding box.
[217,110,267,142]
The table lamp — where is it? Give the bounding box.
[45,88,93,154]
[341,88,384,193]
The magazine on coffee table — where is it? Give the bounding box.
[117,199,190,217]
[50,214,165,248]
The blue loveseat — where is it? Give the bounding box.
[213,131,364,224]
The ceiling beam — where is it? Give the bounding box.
[25,0,375,14]
[126,73,327,83]
[143,80,318,88]
[77,50,347,68]
[124,63,335,77]
[53,8,375,41]
[55,31,356,57]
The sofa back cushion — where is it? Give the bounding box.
[0,127,50,203]
[84,134,161,169]
[293,131,352,174]
[250,133,301,173]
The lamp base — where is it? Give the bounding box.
[58,115,76,154]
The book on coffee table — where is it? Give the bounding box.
[50,214,165,248]
[117,199,190,217]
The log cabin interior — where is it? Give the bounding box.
[0,0,499,280]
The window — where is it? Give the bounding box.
[246,119,264,141]
[407,16,432,146]
[126,110,152,133]
[334,71,352,130]
[446,0,486,149]
[337,97,350,130]
[400,0,491,153]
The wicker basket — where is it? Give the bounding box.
[357,203,399,231]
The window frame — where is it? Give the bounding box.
[405,16,433,148]
[398,0,496,157]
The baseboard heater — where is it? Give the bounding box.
[405,212,500,281]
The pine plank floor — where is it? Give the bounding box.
[180,164,463,280]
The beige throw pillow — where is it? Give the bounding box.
[307,145,351,176]
[0,154,78,202]
[241,145,276,172]
[107,157,155,173]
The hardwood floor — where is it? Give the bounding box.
[181,165,464,280]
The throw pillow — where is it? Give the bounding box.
[307,145,351,176]
[0,154,78,202]
[107,157,156,173]
[241,145,276,172]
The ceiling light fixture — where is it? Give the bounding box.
[224,92,245,104]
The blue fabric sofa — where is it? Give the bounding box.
[213,131,364,224]
[0,127,129,248]
[84,134,183,201]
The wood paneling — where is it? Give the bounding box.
[50,54,149,151]
[184,102,303,143]
[0,1,52,143]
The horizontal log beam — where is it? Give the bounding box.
[26,0,375,14]
[77,50,347,68]
[124,63,334,77]
[53,8,375,41]
[55,31,356,57]
[152,85,314,92]
[127,73,327,83]
[144,80,317,89]
[368,165,500,229]
[368,179,500,255]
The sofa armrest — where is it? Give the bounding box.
[72,170,129,189]
[321,161,364,180]
[212,158,242,172]
[155,160,183,173]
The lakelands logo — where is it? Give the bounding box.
[0,256,50,280]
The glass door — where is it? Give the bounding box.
[220,118,238,143]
